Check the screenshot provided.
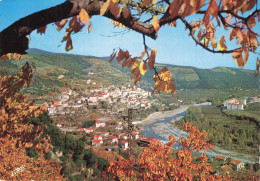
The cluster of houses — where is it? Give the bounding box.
[56,118,157,151]
[223,98,247,110]
[86,84,152,110]
[215,156,245,172]
[46,83,153,116]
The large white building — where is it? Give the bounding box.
[224,98,246,110]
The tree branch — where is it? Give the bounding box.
[0,0,157,56]
[180,17,243,54]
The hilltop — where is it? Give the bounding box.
[0,48,259,95]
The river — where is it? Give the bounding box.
[141,103,256,164]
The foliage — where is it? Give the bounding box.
[84,120,96,128]
[0,64,63,180]
[89,113,99,121]
[108,123,221,180]
[177,106,259,155]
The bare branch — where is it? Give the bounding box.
[180,18,243,54]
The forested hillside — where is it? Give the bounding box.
[0,49,258,96]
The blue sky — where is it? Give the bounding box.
[0,0,259,70]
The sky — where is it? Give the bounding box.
[0,0,259,70]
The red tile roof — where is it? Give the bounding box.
[94,135,102,138]
[216,156,226,160]
[142,137,157,142]
[109,136,117,140]
[92,140,102,143]
[230,160,242,165]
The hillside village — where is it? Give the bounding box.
[45,81,159,156]
[46,82,153,116]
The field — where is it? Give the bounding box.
[175,106,260,157]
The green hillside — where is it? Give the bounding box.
[0,49,259,96]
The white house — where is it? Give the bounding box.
[230,160,244,171]
[93,135,103,140]
[224,98,246,110]
[85,128,93,134]
[92,139,103,146]
[59,94,69,102]
[110,136,118,143]
[47,106,57,115]
[119,141,128,150]
[56,122,64,128]
[95,121,105,128]
[102,132,109,137]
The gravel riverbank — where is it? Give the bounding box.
[140,103,257,164]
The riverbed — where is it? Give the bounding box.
[141,103,256,164]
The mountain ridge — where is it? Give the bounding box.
[0,48,258,95]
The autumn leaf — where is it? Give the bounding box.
[229,28,237,41]
[55,19,68,32]
[203,0,219,27]
[100,0,111,16]
[109,1,122,19]
[240,0,256,14]
[139,50,147,59]
[88,24,93,33]
[66,38,73,51]
[152,16,160,32]
[131,60,139,73]
[79,9,90,25]
[248,16,256,28]
[169,0,184,19]
[123,5,131,19]
[148,49,157,70]
[217,35,227,51]
[139,61,147,75]
[37,25,47,35]
[232,49,243,68]
[136,4,142,17]
[142,0,152,6]
[256,58,260,76]
[109,50,117,63]
[182,0,205,18]
[211,37,217,49]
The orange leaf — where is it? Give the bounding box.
[203,0,218,28]
[142,0,152,6]
[169,0,184,19]
[182,0,205,18]
[148,49,157,70]
[256,58,260,76]
[139,61,147,75]
[66,38,73,51]
[248,16,256,28]
[229,28,237,41]
[240,0,256,14]
[55,19,68,31]
[79,9,90,25]
[123,6,131,19]
[37,25,47,35]
[139,50,147,59]
[109,1,122,19]
[100,0,111,16]
[152,16,160,32]
[232,49,243,68]
[45,144,50,153]
[211,37,217,49]
[217,35,227,51]
[88,24,93,33]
